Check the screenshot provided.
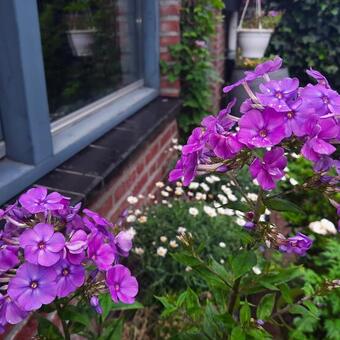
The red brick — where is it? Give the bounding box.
[160,36,180,46]
[96,195,113,218]
[160,21,180,33]
[145,142,160,164]
[160,52,174,62]
[133,173,148,195]
[160,5,180,16]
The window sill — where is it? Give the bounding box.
[0,86,159,204]
[0,96,181,205]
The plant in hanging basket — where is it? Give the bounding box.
[64,0,97,57]
[237,0,283,59]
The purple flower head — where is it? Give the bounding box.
[301,117,338,162]
[209,132,243,159]
[306,68,330,88]
[313,156,336,173]
[300,84,340,115]
[115,231,133,257]
[238,107,286,148]
[201,99,236,134]
[8,263,57,311]
[19,187,67,214]
[279,232,313,256]
[0,294,27,326]
[106,264,138,304]
[0,246,19,273]
[65,229,88,265]
[19,223,65,267]
[88,232,115,271]
[90,296,102,314]
[169,152,198,186]
[223,57,283,93]
[57,202,81,222]
[182,128,207,155]
[240,99,253,114]
[54,259,85,298]
[244,56,283,81]
[282,98,311,137]
[83,209,112,229]
[257,77,299,112]
[249,147,287,190]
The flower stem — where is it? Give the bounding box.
[56,303,71,340]
[227,277,241,314]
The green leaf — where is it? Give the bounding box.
[265,197,304,215]
[279,283,293,304]
[99,319,123,340]
[231,326,246,340]
[59,305,90,326]
[289,304,318,319]
[37,317,64,340]
[231,251,257,279]
[303,300,319,317]
[259,280,279,291]
[171,252,201,267]
[240,301,251,326]
[257,293,276,320]
[224,201,251,213]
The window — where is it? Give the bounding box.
[38,0,143,121]
[0,0,159,204]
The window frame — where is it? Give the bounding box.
[0,0,160,204]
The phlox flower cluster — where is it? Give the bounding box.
[0,187,138,331]
[169,56,339,256]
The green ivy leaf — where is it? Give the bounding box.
[256,293,276,320]
[231,251,257,279]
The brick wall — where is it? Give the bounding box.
[159,0,181,97]
[210,11,226,112]
[89,118,178,220]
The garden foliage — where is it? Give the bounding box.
[267,0,340,90]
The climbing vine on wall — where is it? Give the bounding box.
[161,0,224,135]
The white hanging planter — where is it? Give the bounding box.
[237,28,273,58]
[66,28,96,57]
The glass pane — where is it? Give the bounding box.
[38,0,142,121]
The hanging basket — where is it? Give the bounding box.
[66,28,96,57]
[237,0,273,58]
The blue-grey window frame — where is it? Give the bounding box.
[0,0,160,205]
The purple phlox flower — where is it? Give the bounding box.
[83,209,112,235]
[301,117,338,162]
[19,187,67,214]
[306,68,330,88]
[195,40,207,48]
[201,99,236,133]
[209,132,243,159]
[268,10,279,17]
[223,57,282,93]
[313,155,336,173]
[257,77,299,112]
[19,223,65,267]
[88,232,115,271]
[0,245,19,273]
[249,147,287,190]
[244,56,283,81]
[279,232,313,256]
[244,221,255,230]
[282,98,312,137]
[8,263,57,311]
[238,107,286,148]
[90,296,103,314]
[54,259,85,298]
[0,294,27,326]
[300,84,340,115]
[65,229,88,265]
[106,264,138,304]
[240,99,254,114]
[169,152,198,186]
[66,214,86,234]
[57,202,81,222]
[115,231,133,257]
[182,128,207,155]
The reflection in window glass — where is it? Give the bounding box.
[38,0,142,121]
